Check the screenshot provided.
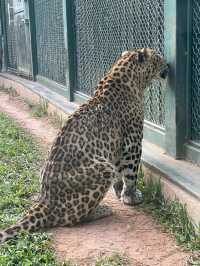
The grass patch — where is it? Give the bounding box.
[0,112,66,265]
[22,96,65,128]
[0,85,19,97]
[0,86,48,118]
[49,111,65,129]
[95,254,130,266]
[0,233,71,266]
[31,99,48,118]
[0,86,65,128]
[138,169,200,264]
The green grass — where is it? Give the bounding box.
[0,85,19,97]
[49,111,65,129]
[31,100,48,118]
[0,86,48,118]
[0,112,127,266]
[138,169,200,264]
[0,86,64,129]
[95,254,130,266]
[0,112,68,265]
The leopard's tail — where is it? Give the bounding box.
[0,202,50,244]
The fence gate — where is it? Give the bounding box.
[5,0,32,77]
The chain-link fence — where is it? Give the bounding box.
[34,0,67,86]
[191,0,200,142]
[74,0,165,127]
[4,0,17,71]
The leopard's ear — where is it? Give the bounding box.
[138,48,151,63]
[121,51,129,57]
[138,51,145,63]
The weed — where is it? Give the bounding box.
[0,85,18,97]
[0,86,66,129]
[23,97,35,109]
[138,167,200,263]
[49,111,65,129]
[0,233,69,266]
[0,84,5,91]
[31,99,48,118]
[95,253,130,266]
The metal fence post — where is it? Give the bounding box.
[63,0,77,101]
[185,0,192,143]
[184,0,200,164]
[28,0,38,80]
[164,0,188,159]
[0,0,8,72]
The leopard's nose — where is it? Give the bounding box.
[160,64,169,79]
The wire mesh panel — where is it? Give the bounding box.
[74,0,165,127]
[4,0,17,70]
[4,0,33,76]
[191,0,200,142]
[34,0,67,86]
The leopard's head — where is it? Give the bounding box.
[137,48,169,80]
[116,48,169,89]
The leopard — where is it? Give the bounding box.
[0,48,168,244]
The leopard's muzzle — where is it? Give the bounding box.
[159,64,169,79]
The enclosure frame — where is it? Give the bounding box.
[0,0,8,72]
[28,0,38,80]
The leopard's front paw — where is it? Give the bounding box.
[121,189,143,206]
[113,180,123,199]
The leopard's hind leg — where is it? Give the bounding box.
[64,158,116,225]
[81,204,113,223]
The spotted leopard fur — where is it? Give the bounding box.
[0,48,168,243]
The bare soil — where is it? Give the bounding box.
[0,92,191,266]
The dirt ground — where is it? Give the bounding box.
[0,92,192,266]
